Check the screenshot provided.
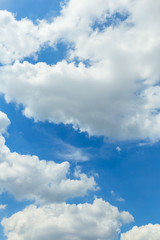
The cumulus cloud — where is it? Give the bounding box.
[121,224,160,240]
[0,112,97,204]
[0,10,41,64]
[2,198,133,240]
[38,0,131,45]
[0,0,160,141]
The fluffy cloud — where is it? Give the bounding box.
[0,0,160,141]
[0,0,130,65]
[0,10,41,64]
[1,58,160,141]
[2,198,133,240]
[0,112,97,204]
[38,0,131,45]
[121,224,160,240]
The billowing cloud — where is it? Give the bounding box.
[0,10,41,64]
[121,224,160,240]
[0,0,160,141]
[0,0,130,65]
[2,198,133,240]
[0,112,97,204]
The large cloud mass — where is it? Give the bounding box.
[0,0,160,141]
[2,198,133,240]
[0,112,97,204]
[121,224,160,240]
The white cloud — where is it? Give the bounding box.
[0,10,41,64]
[0,111,133,240]
[58,144,89,162]
[0,0,160,141]
[2,198,133,240]
[0,111,10,134]
[0,1,131,65]
[110,190,115,196]
[0,112,97,204]
[0,204,7,210]
[110,190,125,202]
[38,0,131,45]
[117,198,125,202]
[116,146,121,152]
[121,224,160,240]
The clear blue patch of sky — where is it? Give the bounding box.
[85,142,160,226]
[92,12,129,32]
[72,57,92,68]
[23,44,91,67]
[23,42,68,66]
[0,0,62,21]
[0,192,33,219]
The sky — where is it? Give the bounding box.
[0,0,160,239]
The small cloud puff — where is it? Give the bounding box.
[116,146,121,152]
[0,204,7,210]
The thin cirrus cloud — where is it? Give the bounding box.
[0,111,97,204]
[0,10,41,64]
[2,198,133,240]
[0,0,160,141]
[57,142,90,162]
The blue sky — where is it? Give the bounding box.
[0,0,160,239]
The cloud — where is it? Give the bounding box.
[2,198,133,240]
[0,111,10,134]
[0,111,133,240]
[58,144,89,162]
[117,198,125,202]
[0,0,160,141]
[0,10,41,64]
[116,146,121,152]
[0,0,131,65]
[0,111,97,204]
[0,204,7,210]
[110,190,125,202]
[121,224,160,240]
